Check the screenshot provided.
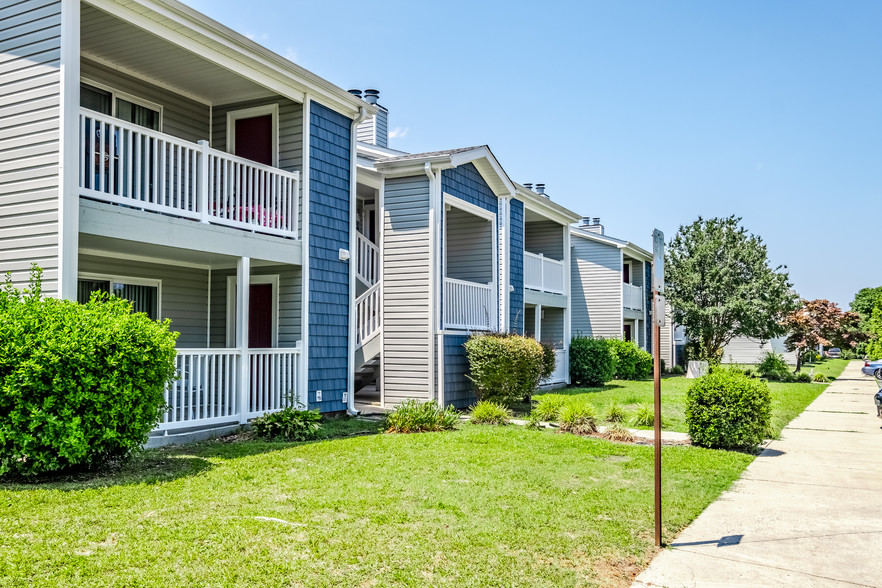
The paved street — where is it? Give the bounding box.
[633,361,882,588]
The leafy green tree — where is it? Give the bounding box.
[665,216,797,362]
[850,287,882,324]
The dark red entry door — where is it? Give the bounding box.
[235,115,273,166]
[623,324,632,342]
[248,283,273,348]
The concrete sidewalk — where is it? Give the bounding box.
[633,361,882,588]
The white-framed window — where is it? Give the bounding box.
[623,261,631,285]
[226,104,279,167]
[77,273,162,320]
[80,79,163,131]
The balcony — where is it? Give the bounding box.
[79,110,300,239]
[624,283,644,311]
[524,252,565,294]
[444,278,496,331]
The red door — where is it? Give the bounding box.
[623,324,632,342]
[248,284,273,348]
[235,115,273,166]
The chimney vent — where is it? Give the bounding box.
[348,89,363,99]
[523,183,533,190]
[581,216,591,226]
[535,183,545,195]
[593,217,600,225]
[363,89,380,105]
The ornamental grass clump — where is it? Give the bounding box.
[469,401,511,425]
[464,333,549,405]
[601,423,635,443]
[603,402,627,423]
[632,404,656,428]
[531,394,568,421]
[685,370,772,450]
[384,400,460,433]
[558,401,598,435]
[0,268,178,477]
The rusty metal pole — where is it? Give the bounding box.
[653,290,662,547]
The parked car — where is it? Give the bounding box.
[861,360,882,378]
[826,348,841,358]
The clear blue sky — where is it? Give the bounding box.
[186,0,880,308]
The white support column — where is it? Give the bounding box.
[236,256,250,423]
[636,318,642,349]
[535,304,542,344]
[563,225,571,384]
[299,96,311,409]
[197,140,210,223]
[58,0,81,300]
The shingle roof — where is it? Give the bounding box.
[375,146,485,163]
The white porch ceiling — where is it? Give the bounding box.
[81,4,277,105]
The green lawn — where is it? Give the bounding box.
[539,358,850,437]
[1,421,753,587]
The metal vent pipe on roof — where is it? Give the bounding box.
[348,89,363,99]
[523,183,533,190]
[363,89,380,105]
[535,183,546,195]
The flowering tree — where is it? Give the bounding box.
[782,299,864,370]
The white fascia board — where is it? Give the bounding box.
[375,159,455,178]
[357,142,408,159]
[449,146,516,197]
[87,0,377,118]
[623,243,652,261]
[569,226,627,248]
[518,193,581,226]
[356,166,382,189]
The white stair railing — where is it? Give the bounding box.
[356,230,379,286]
[355,281,382,345]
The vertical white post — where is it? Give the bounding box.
[198,140,210,223]
[535,304,542,344]
[58,0,80,300]
[236,256,250,423]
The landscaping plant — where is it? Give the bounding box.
[602,423,636,443]
[569,335,615,387]
[0,267,178,477]
[757,351,790,381]
[251,404,322,441]
[384,400,460,433]
[685,370,772,450]
[606,338,653,380]
[813,373,830,383]
[531,394,568,421]
[603,402,627,423]
[558,401,598,435]
[469,401,511,425]
[464,333,547,404]
[632,404,656,428]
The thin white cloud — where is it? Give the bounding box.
[388,127,408,139]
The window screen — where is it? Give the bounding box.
[116,98,159,130]
[80,84,111,115]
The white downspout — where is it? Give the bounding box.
[299,96,311,409]
[346,106,369,416]
[424,163,438,405]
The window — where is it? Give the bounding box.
[78,275,160,320]
[623,262,631,284]
[80,81,161,131]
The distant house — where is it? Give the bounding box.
[721,337,798,365]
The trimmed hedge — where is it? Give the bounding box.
[569,336,615,387]
[685,370,772,450]
[0,269,178,477]
[465,333,549,405]
[606,339,653,380]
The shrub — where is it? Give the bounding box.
[540,342,556,381]
[670,365,685,375]
[558,401,598,435]
[465,333,546,404]
[0,268,178,477]
[795,372,812,383]
[252,404,322,441]
[813,373,830,383]
[384,400,460,433]
[569,336,615,387]
[604,403,627,423]
[757,351,789,381]
[632,404,656,428]
[660,359,666,374]
[469,401,511,425]
[606,339,653,380]
[602,423,635,443]
[531,394,568,421]
[743,368,754,378]
[685,371,772,450]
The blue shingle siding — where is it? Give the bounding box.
[444,334,475,409]
[509,199,525,334]
[441,163,498,214]
[308,102,351,412]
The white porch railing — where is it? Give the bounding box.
[356,230,379,286]
[444,277,496,331]
[355,281,381,345]
[158,345,302,431]
[79,109,300,239]
[541,349,568,385]
[524,252,565,294]
[624,283,644,311]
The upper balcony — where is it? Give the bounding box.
[79,109,300,239]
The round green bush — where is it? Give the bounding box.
[685,371,772,450]
[0,270,178,477]
[464,333,546,404]
[569,336,615,387]
[606,339,653,380]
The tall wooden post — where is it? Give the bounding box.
[653,293,662,547]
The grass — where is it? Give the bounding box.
[539,358,850,437]
[0,418,754,587]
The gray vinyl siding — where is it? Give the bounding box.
[78,255,208,347]
[208,265,302,348]
[80,59,210,143]
[356,108,388,148]
[525,220,564,260]
[211,98,303,173]
[382,175,431,405]
[445,206,493,283]
[722,336,797,366]
[0,0,63,294]
[570,236,622,338]
[541,306,566,348]
[627,258,645,288]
